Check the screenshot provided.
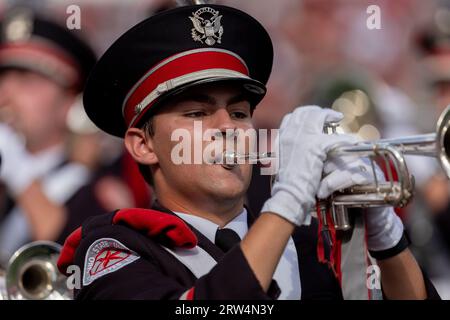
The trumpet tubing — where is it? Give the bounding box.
[223,105,450,231]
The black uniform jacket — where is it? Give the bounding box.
[63,205,440,300]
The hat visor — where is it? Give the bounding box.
[132,76,267,129]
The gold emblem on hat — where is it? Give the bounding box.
[189,7,223,46]
[3,9,33,42]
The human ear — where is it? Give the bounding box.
[124,128,159,165]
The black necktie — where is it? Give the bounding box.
[214,228,241,252]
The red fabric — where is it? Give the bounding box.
[0,42,80,86]
[316,203,326,265]
[124,49,249,126]
[376,158,408,220]
[327,212,342,285]
[316,203,342,284]
[186,287,195,300]
[57,227,82,275]
[57,209,198,276]
[121,152,151,208]
[112,208,197,249]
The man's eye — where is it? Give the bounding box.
[185,111,207,118]
[231,111,250,119]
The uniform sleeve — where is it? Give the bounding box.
[192,245,280,300]
[74,226,279,300]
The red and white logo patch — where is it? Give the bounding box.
[83,238,140,286]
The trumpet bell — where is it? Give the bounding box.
[6,241,71,300]
[437,104,450,178]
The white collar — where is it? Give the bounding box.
[172,207,301,299]
[173,208,248,244]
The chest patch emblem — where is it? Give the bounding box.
[83,238,140,286]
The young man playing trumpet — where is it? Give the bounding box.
[57,4,439,300]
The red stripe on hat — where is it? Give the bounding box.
[0,42,80,87]
[123,50,249,127]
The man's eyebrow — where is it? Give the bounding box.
[227,93,249,106]
[174,92,249,107]
[178,93,217,105]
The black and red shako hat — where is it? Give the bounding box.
[0,8,96,92]
[83,4,273,137]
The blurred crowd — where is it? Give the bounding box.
[0,0,450,298]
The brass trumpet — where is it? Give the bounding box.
[220,105,450,231]
[0,241,71,300]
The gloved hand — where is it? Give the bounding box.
[261,106,357,226]
[0,124,36,196]
[318,154,404,252]
[317,153,382,199]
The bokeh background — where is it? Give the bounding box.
[1,0,450,298]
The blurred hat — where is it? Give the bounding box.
[83,4,273,137]
[0,7,96,92]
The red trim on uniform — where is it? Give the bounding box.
[376,158,407,220]
[0,42,80,86]
[123,50,249,127]
[57,227,83,275]
[121,152,151,208]
[186,287,195,300]
[112,208,197,248]
[316,204,326,265]
[316,203,342,284]
[328,213,342,285]
[0,42,78,69]
[56,209,197,276]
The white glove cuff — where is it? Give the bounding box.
[367,207,404,252]
[261,189,310,226]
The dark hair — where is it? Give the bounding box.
[137,118,155,186]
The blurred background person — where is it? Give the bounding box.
[412,0,450,296]
[0,7,97,266]
[0,6,151,267]
[0,0,448,297]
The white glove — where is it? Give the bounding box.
[318,154,404,252]
[317,153,382,199]
[261,106,356,226]
[0,124,37,196]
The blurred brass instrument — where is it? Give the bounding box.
[0,241,71,300]
[221,105,450,231]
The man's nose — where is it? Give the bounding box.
[213,109,236,134]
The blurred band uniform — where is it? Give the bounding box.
[0,8,150,267]
[418,18,450,252]
[411,12,450,291]
[56,4,440,300]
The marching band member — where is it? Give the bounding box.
[0,9,98,264]
[57,4,439,300]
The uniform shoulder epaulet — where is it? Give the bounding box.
[57,208,197,275]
